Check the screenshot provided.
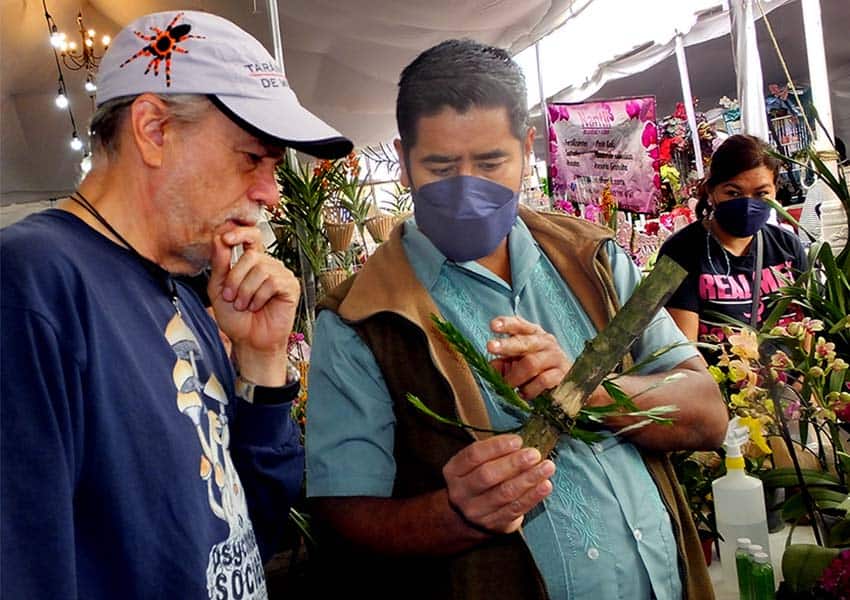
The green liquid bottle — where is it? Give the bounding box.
[735,537,753,600]
[750,551,775,600]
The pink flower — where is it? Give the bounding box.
[583,203,602,223]
[641,122,658,147]
[626,100,641,120]
[548,105,568,123]
[640,99,656,122]
[653,173,661,190]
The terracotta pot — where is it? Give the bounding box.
[325,221,355,253]
[365,214,396,243]
[318,268,348,294]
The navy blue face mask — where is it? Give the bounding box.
[712,196,772,238]
[412,175,519,262]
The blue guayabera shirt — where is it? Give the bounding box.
[306,218,696,600]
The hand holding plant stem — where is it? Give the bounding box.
[408,255,689,457]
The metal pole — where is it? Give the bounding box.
[535,41,553,204]
[800,0,835,150]
[674,34,705,178]
[266,0,315,341]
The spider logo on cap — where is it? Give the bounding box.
[119,12,205,87]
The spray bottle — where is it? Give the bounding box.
[712,417,771,590]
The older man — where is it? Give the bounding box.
[305,39,726,599]
[0,11,351,599]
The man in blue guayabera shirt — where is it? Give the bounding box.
[0,10,353,599]
[304,39,727,600]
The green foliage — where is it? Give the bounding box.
[271,158,332,277]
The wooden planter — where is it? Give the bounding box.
[318,268,348,295]
[365,214,396,243]
[325,221,355,253]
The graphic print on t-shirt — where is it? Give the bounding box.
[164,313,267,599]
[698,260,797,343]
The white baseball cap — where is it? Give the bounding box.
[96,10,352,159]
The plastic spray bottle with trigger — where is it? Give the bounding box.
[712,417,771,591]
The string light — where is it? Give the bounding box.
[43,0,90,156]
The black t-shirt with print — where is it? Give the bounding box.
[658,221,807,344]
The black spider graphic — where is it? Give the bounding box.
[119,12,205,87]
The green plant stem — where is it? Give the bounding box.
[520,412,563,457]
[768,376,825,546]
[534,256,688,436]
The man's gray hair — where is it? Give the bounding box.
[89,94,213,158]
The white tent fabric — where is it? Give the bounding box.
[730,0,771,139]
[521,0,793,107]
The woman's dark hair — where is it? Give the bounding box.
[695,134,782,218]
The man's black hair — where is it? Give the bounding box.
[396,39,529,151]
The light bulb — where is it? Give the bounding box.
[50,31,64,48]
[60,41,69,53]
[68,41,77,50]
[55,93,69,109]
[87,29,95,38]
[84,79,97,93]
[102,35,111,46]
[70,136,83,151]
[85,38,93,48]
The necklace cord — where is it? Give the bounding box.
[70,191,178,301]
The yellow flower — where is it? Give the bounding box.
[739,415,772,454]
[730,392,748,408]
[729,329,760,360]
[708,365,726,384]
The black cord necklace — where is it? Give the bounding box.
[70,191,180,310]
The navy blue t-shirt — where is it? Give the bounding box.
[658,221,807,343]
[1,210,303,599]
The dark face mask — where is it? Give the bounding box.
[412,175,519,262]
[712,196,772,237]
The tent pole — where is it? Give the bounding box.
[267,0,315,342]
[673,34,705,178]
[729,0,770,141]
[800,0,835,150]
[535,41,553,204]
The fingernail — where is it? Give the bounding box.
[522,448,540,464]
[223,232,237,244]
[491,340,501,351]
[508,435,523,450]
[222,287,235,301]
[493,319,504,331]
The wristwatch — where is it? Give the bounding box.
[236,363,300,405]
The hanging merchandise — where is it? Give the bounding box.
[546,96,660,214]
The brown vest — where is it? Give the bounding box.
[314,207,714,600]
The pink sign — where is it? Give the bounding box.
[547,96,661,214]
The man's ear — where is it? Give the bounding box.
[128,94,170,168]
[394,138,411,188]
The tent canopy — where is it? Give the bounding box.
[1,0,848,212]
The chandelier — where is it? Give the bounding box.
[42,0,112,159]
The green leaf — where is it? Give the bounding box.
[430,315,531,413]
[760,468,841,489]
[782,488,850,521]
[405,393,505,433]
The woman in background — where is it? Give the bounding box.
[658,134,807,346]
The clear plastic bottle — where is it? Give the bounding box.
[735,537,753,600]
[712,418,771,588]
[750,551,775,599]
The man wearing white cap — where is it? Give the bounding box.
[0,10,351,599]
